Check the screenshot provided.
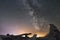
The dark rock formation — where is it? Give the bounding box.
[45,24,60,40]
[37,24,60,40]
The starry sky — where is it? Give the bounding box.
[0,0,60,35]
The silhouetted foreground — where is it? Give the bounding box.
[0,24,60,40]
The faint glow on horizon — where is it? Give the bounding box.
[28,33,47,37]
[14,32,48,37]
[1,17,50,38]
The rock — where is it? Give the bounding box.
[45,24,60,40]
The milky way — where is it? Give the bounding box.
[0,0,60,36]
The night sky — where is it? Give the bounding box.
[0,0,60,36]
